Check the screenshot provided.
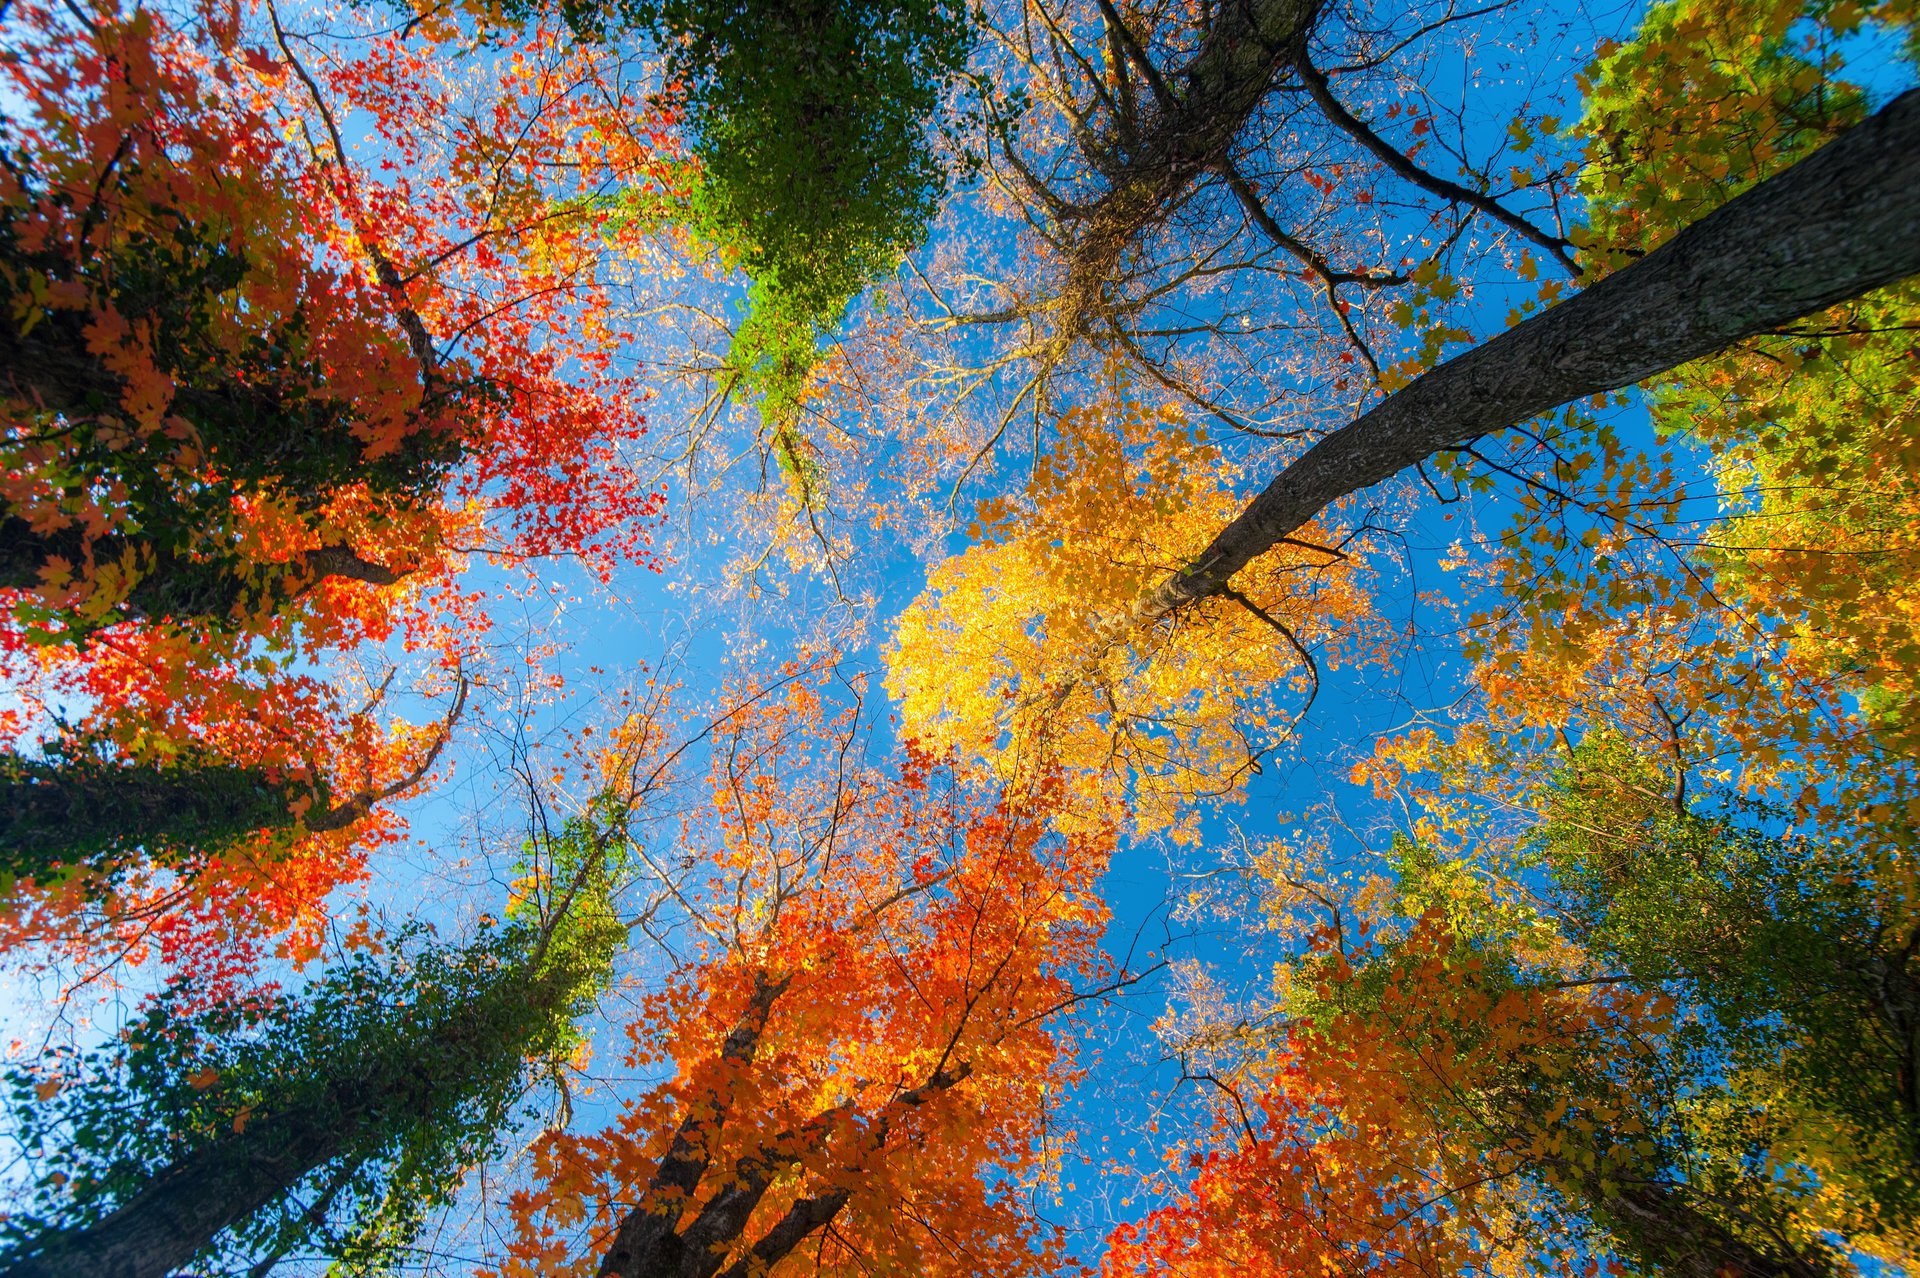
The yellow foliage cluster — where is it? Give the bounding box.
[1570,0,1920,757]
[887,396,1382,833]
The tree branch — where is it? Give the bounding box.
[1125,89,1920,633]
[1294,50,1578,274]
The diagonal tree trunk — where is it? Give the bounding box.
[595,1058,970,1278]
[3,800,596,1278]
[1121,88,1920,630]
[4,1082,377,1278]
[2,962,565,1278]
[713,1186,852,1278]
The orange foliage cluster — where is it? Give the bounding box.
[1107,920,1670,1278]
[498,676,1113,1277]
[0,0,678,974]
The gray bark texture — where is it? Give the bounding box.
[1049,0,1320,341]
[1136,87,1920,625]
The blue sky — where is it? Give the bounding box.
[10,0,1920,1269]
[270,0,1653,1260]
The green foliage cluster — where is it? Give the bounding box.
[1534,737,1920,1243]
[659,0,969,420]
[1317,734,1920,1270]
[0,742,313,895]
[526,0,971,425]
[1,814,626,1275]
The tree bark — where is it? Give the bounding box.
[1046,0,1320,342]
[596,972,792,1278]
[0,756,307,883]
[2,967,559,1278]
[1130,88,1920,627]
[715,1187,851,1278]
[596,1058,969,1278]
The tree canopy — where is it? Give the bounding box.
[3,0,1920,1272]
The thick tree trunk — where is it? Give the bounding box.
[0,676,457,891]
[1,971,550,1278]
[596,1054,968,1278]
[0,516,405,628]
[1133,88,1920,625]
[1048,0,1319,340]
[596,973,791,1278]
[0,756,308,883]
[2,1088,370,1278]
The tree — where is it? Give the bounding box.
[644,0,972,428]
[1111,834,1863,1277]
[887,391,1380,833]
[1,808,628,1278]
[496,673,1123,1278]
[1108,14,1920,628]
[1490,0,1920,761]
[816,0,1659,563]
[0,0,668,649]
[0,2,459,639]
[1332,554,1920,1267]
[1533,737,1920,1263]
[0,0,671,975]
[511,0,972,456]
[12,0,1920,1269]
[0,679,464,895]
[1076,82,1920,651]
[887,0,1920,833]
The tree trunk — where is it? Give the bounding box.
[596,1055,968,1278]
[0,516,406,630]
[1048,0,1319,343]
[714,1187,851,1278]
[0,755,308,885]
[1,970,552,1278]
[2,1085,372,1278]
[1131,88,1920,627]
[596,973,791,1278]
